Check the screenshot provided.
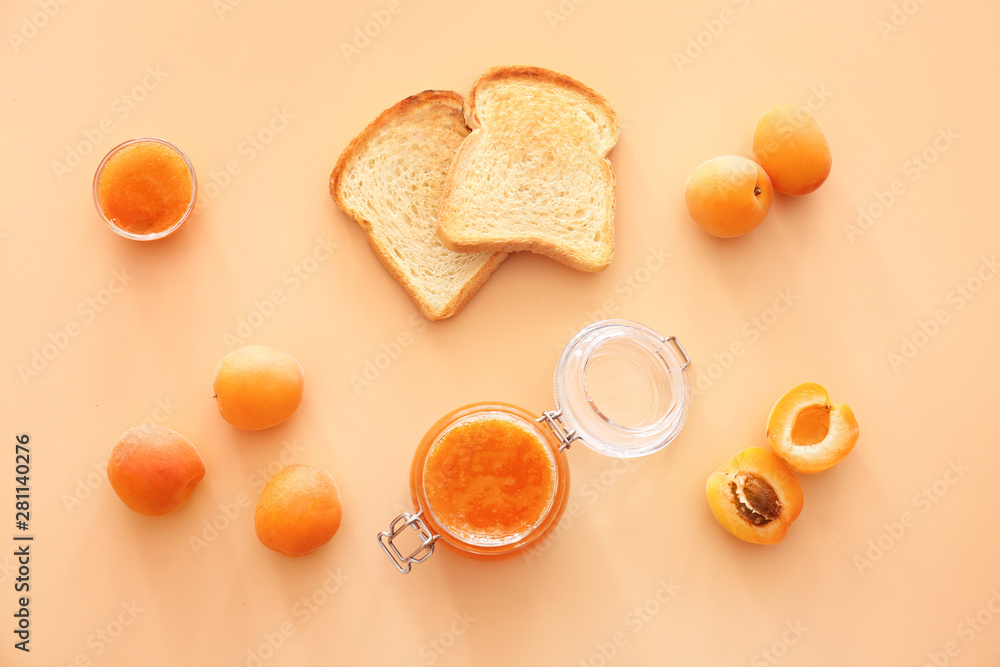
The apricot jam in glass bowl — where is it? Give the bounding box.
[93,138,197,241]
[378,320,691,573]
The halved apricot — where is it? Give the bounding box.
[767,382,858,474]
[706,447,803,545]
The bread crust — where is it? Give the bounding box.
[330,90,507,320]
[437,66,619,272]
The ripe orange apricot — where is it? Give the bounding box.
[752,106,832,196]
[108,425,206,517]
[706,447,803,545]
[684,155,773,238]
[213,345,304,430]
[255,465,343,558]
[767,382,858,474]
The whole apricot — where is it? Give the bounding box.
[108,425,206,517]
[706,447,803,545]
[255,465,343,558]
[767,382,858,473]
[214,345,304,430]
[684,156,773,238]
[753,106,831,196]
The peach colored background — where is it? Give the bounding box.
[3,0,999,665]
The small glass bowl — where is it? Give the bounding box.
[93,137,197,241]
[556,319,691,458]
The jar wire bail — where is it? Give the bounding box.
[537,410,580,451]
[378,511,439,574]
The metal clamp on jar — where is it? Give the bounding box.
[378,319,691,573]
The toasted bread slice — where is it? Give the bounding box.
[436,66,619,272]
[330,91,507,320]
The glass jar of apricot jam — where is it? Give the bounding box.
[93,137,197,241]
[378,319,690,573]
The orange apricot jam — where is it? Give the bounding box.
[94,138,195,238]
[411,404,569,556]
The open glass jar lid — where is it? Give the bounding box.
[378,319,690,573]
[552,318,690,457]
